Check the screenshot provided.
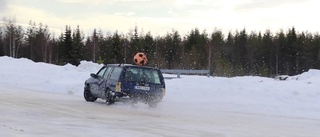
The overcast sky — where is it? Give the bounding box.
[1,0,320,37]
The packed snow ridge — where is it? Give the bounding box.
[0,56,320,120]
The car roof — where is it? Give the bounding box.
[104,64,159,69]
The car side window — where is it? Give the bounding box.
[103,67,113,79]
[110,67,123,80]
[151,71,161,84]
[97,67,107,77]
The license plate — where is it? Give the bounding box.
[134,86,150,90]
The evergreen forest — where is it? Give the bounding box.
[1,17,320,77]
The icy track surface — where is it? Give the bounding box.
[1,56,320,137]
[1,88,319,137]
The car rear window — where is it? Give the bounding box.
[124,67,161,84]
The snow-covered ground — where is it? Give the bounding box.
[1,56,320,137]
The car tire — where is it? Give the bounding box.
[84,89,97,102]
[105,90,115,105]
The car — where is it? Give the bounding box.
[83,64,166,107]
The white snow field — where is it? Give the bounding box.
[0,56,320,137]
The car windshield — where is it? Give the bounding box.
[124,67,161,84]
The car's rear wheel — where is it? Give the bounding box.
[84,89,97,102]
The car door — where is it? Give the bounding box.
[97,66,113,96]
[90,67,108,96]
[106,67,123,92]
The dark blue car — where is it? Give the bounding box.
[84,64,166,107]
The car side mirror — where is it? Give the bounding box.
[90,73,98,78]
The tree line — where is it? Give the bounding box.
[1,17,320,77]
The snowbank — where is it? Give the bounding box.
[0,56,320,119]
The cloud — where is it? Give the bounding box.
[114,12,136,16]
[234,0,309,12]
[2,0,320,38]
[54,0,105,4]
[118,0,150,1]
[54,0,150,5]
[0,0,8,11]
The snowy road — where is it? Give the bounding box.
[1,88,319,137]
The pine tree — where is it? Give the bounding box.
[71,25,84,65]
[286,27,298,75]
[97,29,105,63]
[129,26,143,55]
[275,30,286,75]
[111,31,123,63]
[262,29,274,76]
[162,30,181,69]
[88,29,99,62]
[224,32,235,76]
[142,32,155,65]
[296,32,307,73]
[143,32,153,55]
[233,29,248,75]
[184,28,208,69]
[82,36,92,61]
[24,20,37,60]
[36,23,51,62]
[246,31,259,75]
[0,26,4,56]
[60,25,73,65]
[210,29,225,75]
[48,36,58,64]
[171,30,182,68]
[153,37,165,68]
[313,33,320,69]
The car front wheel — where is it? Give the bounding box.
[105,90,115,105]
[84,89,97,102]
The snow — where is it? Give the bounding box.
[1,56,320,137]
